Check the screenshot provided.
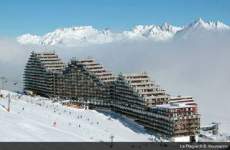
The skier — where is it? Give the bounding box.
[53,121,57,127]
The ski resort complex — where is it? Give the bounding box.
[23,51,200,142]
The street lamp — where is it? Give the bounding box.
[0,77,7,90]
[110,135,114,148]
[7,93,11,112]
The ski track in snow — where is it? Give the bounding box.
[0,91,152,142]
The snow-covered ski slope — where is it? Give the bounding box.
[0,90,152,142]
[1,90,229,142]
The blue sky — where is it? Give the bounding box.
[0,0,229,36]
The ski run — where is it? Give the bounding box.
[0,90,229,142]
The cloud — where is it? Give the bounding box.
[0,38,26,81]
[0,38,48,91]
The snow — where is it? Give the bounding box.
[122,24,182,41]
[17,24,180,47]
[17,34,41,45]
[17,26,116,47]
[155,102,194,109]
[16,18,230,47]
[201,112,230,137]
[0,90,152,142]
[199,131,230,142]
[171,136,192,142]
[187,18,230,30]
[1,90,229,142]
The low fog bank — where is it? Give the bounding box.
[57,37,230,133]
[0,33,230,132]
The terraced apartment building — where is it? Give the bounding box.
[23,52,65,97]
[110,73,199,141]
[110,72,169,117]
[24,51,200,142]
[56,58,115,106]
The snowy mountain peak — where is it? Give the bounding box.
[131,23,182,34]
[124,23,182,41]
[192,18,206,27]
[187,18,230,30]
[19,26,115,46]
[17,19,230,47]
[161,22,183,32]
[161,22,171,30]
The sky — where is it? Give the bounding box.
[0,0,229,36]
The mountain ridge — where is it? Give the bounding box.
[17,18,230,47]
